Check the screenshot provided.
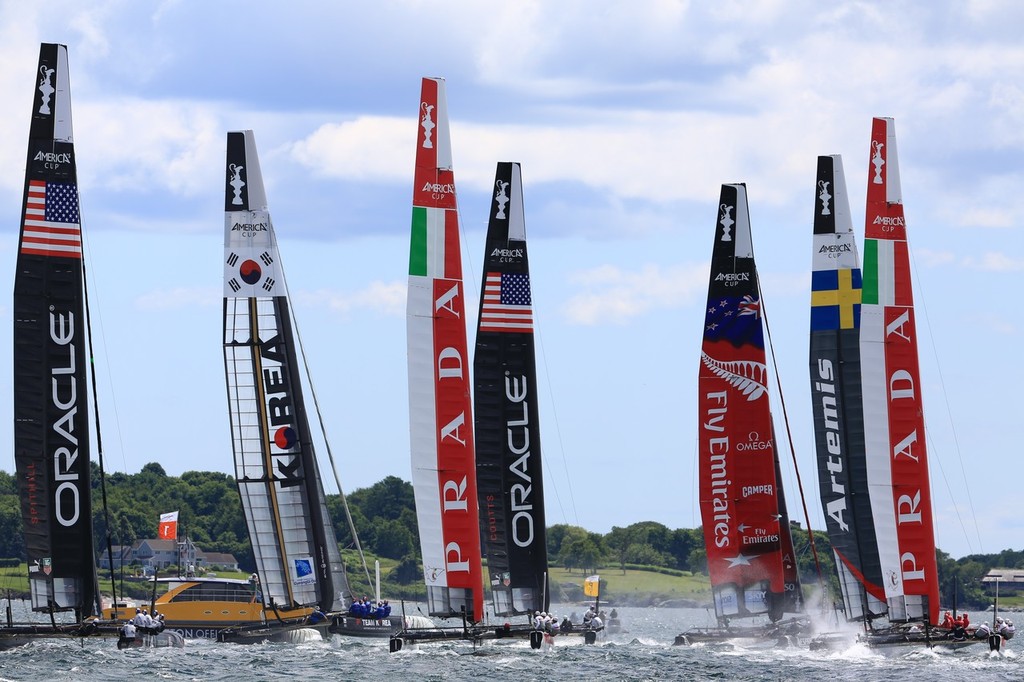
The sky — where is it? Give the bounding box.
[0,1,1020,562]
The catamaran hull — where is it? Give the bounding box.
[809,628,1000,653]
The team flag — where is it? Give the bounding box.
[158,511,179,540]
[584,574,601,598]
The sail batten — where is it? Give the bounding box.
[407,78,484,622]
[222,130,347,614]
[860,117,939,625]
[14,43,99,617]
[698,184,801,623]
[474,162,548,617]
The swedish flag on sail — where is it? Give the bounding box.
[810,267,862,330]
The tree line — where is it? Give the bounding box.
[0,464,1013,609]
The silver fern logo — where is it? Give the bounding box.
[700,352,768,401]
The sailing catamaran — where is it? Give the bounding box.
[675,184,808,647]
[474,162,549,625]
[809,120,1004,652]
[393,76,488,652]
[2,42,180,649]
[219,130,398,642]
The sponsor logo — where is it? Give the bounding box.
[231,222,268,232]
[258,333,303,488]
[50,310,82,528]
[714,272,750,283]
[813,359,849,531]
[735,431,772,452]
[703,391,732,548]
[229,162,245,205]
[421,181,456,195]
[420,101,435,149]
[33,151,72,165]
[505,374,535,548]
[818,180,832,216]
[871,215,905,227]
[490,247,523,260]
[817,243,851,255]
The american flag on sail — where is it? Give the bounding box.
[21,180,82,258]
[479,272,533,333]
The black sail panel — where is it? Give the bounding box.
[14,43,99,616]
[808,155,886,621]
[474,162,548,617]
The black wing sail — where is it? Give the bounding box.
[809,155,886,621]
[222,130,348,613]
[474,162,548,617]
[14,43,99,617]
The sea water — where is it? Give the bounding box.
[0,603,1020,681]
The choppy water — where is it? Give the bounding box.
[0,603,1020,681]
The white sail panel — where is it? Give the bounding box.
[407,276,445,588]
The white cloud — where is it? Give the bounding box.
[563,262,708,325]
[295,281,406,318]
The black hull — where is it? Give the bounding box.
[388,622,603,652]
[809,626,1005,653]
[674,617,811,647]
[329,615,403,638]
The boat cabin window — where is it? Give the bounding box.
[168,582,255,603]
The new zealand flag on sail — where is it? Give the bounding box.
[703,293,765,350]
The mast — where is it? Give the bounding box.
[808,154,887,624]
[221,130,348,613]
[697,184,797,624]
[13,43,100,618]
[406,77,484,622]
[474,162,548,618]
[860,117,940,625]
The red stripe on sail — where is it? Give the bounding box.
[431,276,483,621]
[416,78,438,172]
[443,209,462,280]
[893,240,912,307]
[883,303,939,623]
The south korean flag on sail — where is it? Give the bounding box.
[224,208,282,297]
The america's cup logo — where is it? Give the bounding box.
[871,140,885,184]
[719,204,734,241]
[818,180,832,215]
[494,180,509,219]
[229,163,245,205]
[421,102,435,149]
[38,65,55,115]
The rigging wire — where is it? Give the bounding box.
[276,245,376,596]
[755,246,828,599]
[907,244,982,555]
[79,206,119,617]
